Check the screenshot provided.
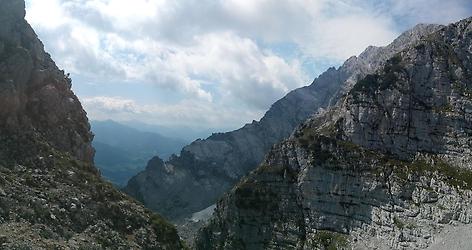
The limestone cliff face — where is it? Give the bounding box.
[125,24,442,221]
[0,1,184,248]
[196,17,472,250]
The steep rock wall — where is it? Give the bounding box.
[196,17,472,250]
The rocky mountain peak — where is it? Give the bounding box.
[145,156,166,171]
[196,16,472,250]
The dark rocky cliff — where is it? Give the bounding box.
[124,23,442,222]
[196,17,472,250]
[0,0,184,248]
[0,0,94,163]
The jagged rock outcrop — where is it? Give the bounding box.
[124,23,442,222]
[196,17,472,249]
[0,0,184,248]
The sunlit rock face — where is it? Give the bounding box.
[0,1,185,248]
[196,17,472,250]
[125,22,442,222]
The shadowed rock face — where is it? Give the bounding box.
[0,1,184,248]
[0,0,93,163]
[196,17,472,250]
[125,23,442,221]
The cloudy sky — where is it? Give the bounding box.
[25,0,472,133]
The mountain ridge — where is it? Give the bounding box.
[196,16,472,250]
[124,22,443,221]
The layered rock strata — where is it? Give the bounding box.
[196,17,472,250]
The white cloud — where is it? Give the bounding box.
[303,14,397,60]
[83,96,139,113]
[26,0,307,106]
[25,0,472,130]
[163,32,306,108]
[26,0,70,29]
[82,96,263,129]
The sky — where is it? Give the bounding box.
[25,0,472,133]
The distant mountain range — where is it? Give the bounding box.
[121,120,217,142]
[91,120,188,186]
